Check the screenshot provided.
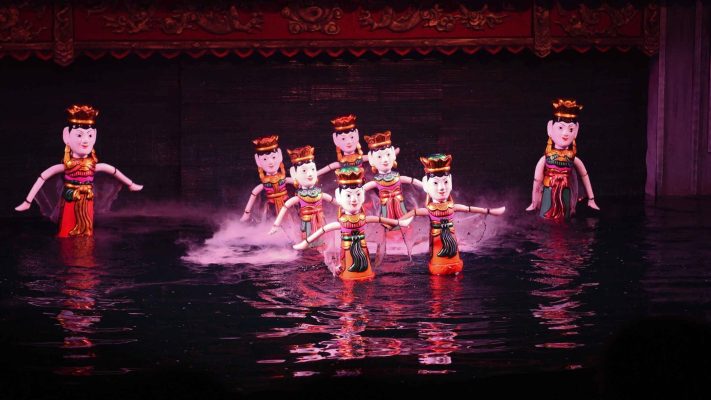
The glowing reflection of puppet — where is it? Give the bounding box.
[293,167,412,280]
[402,154,505,276]
[241,135,294,222]
[526,99,600,222]
[269,145,337,247]
[15,105,143,237]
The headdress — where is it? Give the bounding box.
[287,145,315,165]
[252,135,280,153]
[552,99,583,121]
[419,153,452,175]
[335,166,365,187]
[67,104,99,125]
[363,130,392,151]
[331,114,357,133]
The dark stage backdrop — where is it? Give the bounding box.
[0,51,648,216]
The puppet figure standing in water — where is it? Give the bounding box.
[268,145,337,248]
[293,167,412,280]
[362,130,422,255]
[15,105,143,237]
[241,135,295,223]
[402,154,505,276]
[525,99,600,222]
[318,114,367,176]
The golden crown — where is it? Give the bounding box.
[364,130,392,151]
[552,98,583,120]
[331,114,357,133]
[252,135,280,153]
[67,104,99,125]
[287,145,315,165]
[335,166,365,186]
[420,153,452,174]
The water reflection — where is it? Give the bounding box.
[528,221,598,349]
[242,249,508,374]
[56,237,99,375]
[18,236,135,376]
[418,276,462,368]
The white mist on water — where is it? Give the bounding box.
[182,214,301,266]
[179,187,517,266]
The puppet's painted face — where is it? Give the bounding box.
[423,174,453,203]
[368,146,396,173]
[255,149,283,175]
[336,187,365,214]
[547,120,579,149]
[332,129,360,154]
[63,126,97,158]
[291,161,317,187]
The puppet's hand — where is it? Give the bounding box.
[128,183,143,192]
[587,198,600,210]
[399,215,414,227]
[15,201,31,212]
[240,212,250,222]
[293,241,308,250]
[489,206,506,216]
[268,226,279,235]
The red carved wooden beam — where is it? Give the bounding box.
[0,1,660,65]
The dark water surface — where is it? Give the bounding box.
[2,198,711,397]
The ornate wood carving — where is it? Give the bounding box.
[0,2,47,42]
[280,2,343,35]
[359,4,507,33]
[642,3,660,56]
[53,1,73,66]
[0,1,660,65]
[533,4,551,57]
[88,1,262,35]
[555,3,637,37]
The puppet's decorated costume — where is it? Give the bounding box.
[254,135,289,218]
[288,146,326,246]
[336,168,374,280]
[364,131,407,229]
[421,154,463,275]
[332,114,365,174]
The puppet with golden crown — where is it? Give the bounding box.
[268,145,337,247]
[293,167,412,280]
[317,115,366,177]
[240,135,296,222]
[363,131,423,221]
[15,105,143,237]
[361,130,422,253]
[401,154,505,276]
[525,99,600,222]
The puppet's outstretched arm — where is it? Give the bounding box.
[399,176,423,190]
[241,184,265,222]
[317,162,341,176]
[293,221,340,250]
[15,164,64,211]
[96,163,143,191]
[453,204,506,215]
[268,196,299,234]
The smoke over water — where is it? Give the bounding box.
[181,215,301,266]
[176,185,517,267]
